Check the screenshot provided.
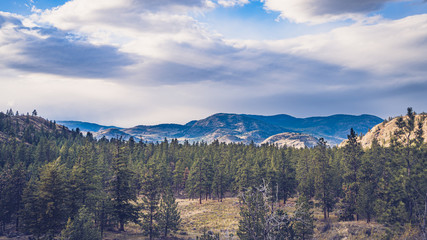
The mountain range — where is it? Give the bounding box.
[58,113,383,147]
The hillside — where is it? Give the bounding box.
[59,113,383,146]
[340,114,427,148]
[245,114,383,144]
[0,112,72,143]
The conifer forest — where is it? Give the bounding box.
[0,108,426,240]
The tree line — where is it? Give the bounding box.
[0,108,426,239]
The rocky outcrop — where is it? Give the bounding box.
[261,132,318,148]
[339,114,427,148]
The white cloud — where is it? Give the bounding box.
[217,0,250,7]
[244,14,427,82]
[1,1,427,125]
[261,0,400,24]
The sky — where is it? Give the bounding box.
[1,0,427,127]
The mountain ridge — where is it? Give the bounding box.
[58,113,383,146]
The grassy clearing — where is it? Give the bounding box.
[0,197,411,240]
[176,198,241,238]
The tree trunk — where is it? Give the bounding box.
[324,207,327,220]
[422,192,426,240]
[119,221,125,232]
[101,201,105,239]
[150,207,153,240]
[164,213,169,238]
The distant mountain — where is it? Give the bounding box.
[57,121,120,133]
[245,114,383,145]
[58,113,383,146]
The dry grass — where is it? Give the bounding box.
[176,198,241,238]
[1,197,417,240]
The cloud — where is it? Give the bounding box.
[244,14,427,81]
[0,13,134,78]
[261,0,400,24]
[1,1,427,126]
[216,0,250,7]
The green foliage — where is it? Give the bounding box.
[110,143,139,231]
[0,163,25,233]
[60,207,101,240]
[158,188,181,237]
[21,159,68,238]
[140,168,161,239]
[313,138,337,220]
[0,108,426,238]
[293,194,314,240]
[341,128,363,221]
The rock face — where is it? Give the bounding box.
[339,114,427,148]
[261,132,318,148]
[58,113,383,147]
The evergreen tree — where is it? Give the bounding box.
[296,149,315,199]
[393,108,425,223]
[212,155,228,202]
[68,145,99,219]
[341,128,363,221]
[186,156,207,204]
[60,207,101,240]
[0,163,26,233]
[110,144,139,231]
[356,139,383,223]
[141,168,160,240]
[314,138,336,220]
[293,194,314,240]
[21,159,68,238]
[158,188,181,238]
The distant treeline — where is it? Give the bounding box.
[0,108,426,239]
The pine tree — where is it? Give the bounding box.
[68,145,99,218]
[293,194,314,240]
[341,128,363,221]
[110,143,139,231]
[314,138,336,220]
[141,168,160,240]
[21,159,68,237]
[393,107,426,222]
[296,149,315,199]
[356,139,383,223]
[212,156,228,202]
[158,188,181,238]
[60,207,101,240]
[186,156,207,204]
[0,163,26,233]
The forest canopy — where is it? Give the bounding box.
[0,108,425,239]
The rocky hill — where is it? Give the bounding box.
[58,113,382,146]
[0,111,72,143]
[261,132,318,148]
[340,114,427,148]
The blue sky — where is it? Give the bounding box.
[1,0,427,126]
